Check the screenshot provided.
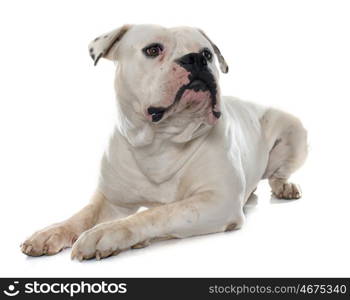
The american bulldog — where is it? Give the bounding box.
[21,24,308,261]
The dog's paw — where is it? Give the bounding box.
[21,223,77,256]
[272,182,301,199]
[71,222,135,261]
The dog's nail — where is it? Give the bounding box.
[71,236,78,245]
[71,251,77,260]
[96,251,101,260]
[26,245,33,254]
[43,245,48,254]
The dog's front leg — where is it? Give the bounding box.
[21,190,138,256]
[71,192,244,261]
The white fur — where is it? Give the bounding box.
[21,25,307,260]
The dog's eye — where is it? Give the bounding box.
[143,43,164,58]
[202,48,213,61]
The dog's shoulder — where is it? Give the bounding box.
[221,96,268,127]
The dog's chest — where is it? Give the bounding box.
[99,133,185,206]
[102,163,181,207]
[130,135,206,184]
[126,175,181,206]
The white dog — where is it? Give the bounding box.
[21,24,307,261]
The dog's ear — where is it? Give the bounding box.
[198,29,229,73]
[88,25,132,66]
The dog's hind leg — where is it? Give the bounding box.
[261,109,308,199]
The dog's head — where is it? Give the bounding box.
[89,24,228,127]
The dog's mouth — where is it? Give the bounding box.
[147,76,221,124]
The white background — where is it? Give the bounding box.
[0,0,349,277]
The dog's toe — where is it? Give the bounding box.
[21,224,76,257]
[272,182,301,200]
[71,222,133,261]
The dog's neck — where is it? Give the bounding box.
[115,86,213,145]
[114,92,213,183]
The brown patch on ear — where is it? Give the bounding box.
[225,222,237,232]
[198,29,229,73]
[88,24,132,66]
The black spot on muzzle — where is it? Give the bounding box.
[147,107,166,122]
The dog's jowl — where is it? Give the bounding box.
[21,24,307,261]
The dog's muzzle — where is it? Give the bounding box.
[148,52,221,123]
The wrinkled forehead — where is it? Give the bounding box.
[121,25,212,54]
[170,26,211,52]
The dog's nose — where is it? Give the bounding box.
[177,53,208,71]
[188,79,207,91]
